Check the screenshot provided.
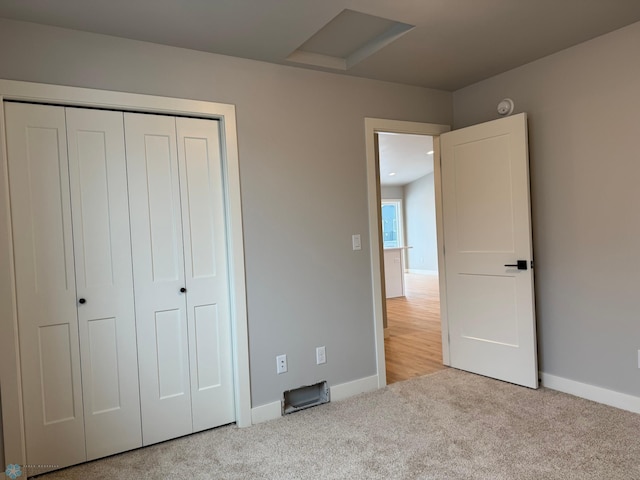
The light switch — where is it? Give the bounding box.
[352,234,361,251]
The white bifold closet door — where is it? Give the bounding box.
[66,107,143,459]
[5,103,142,468]
[5,102,235,470]
[5,103,87,469]
[124,112,235,446]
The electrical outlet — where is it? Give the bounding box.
[276,354,287,374]
[637,350,640,369]
[316,346,326,365]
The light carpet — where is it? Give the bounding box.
[38,369,640,479]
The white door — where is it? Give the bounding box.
[441,113,538,388]
[4,102,87,468]
[66,107,143,459]
[124,112,193,445]
[176,117,236,431]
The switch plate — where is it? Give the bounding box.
[352,234,361,251]
[316,346,326,365]
[276,354,287,374]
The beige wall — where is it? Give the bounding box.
[0,18,452,418]
[454,21,640,396]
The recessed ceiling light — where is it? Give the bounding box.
[427,150,434,155]
[389,172,396,176]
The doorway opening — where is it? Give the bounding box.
[364,118,451,388]
[378,132,447,384]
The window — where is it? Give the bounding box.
[381,200,403,248]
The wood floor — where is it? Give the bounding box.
[384,273,447,384]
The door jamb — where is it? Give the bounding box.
[0,79,252,468]
[364,118,451,387]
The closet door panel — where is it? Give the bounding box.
[124,112,192,445]
[4,102,86,469]
[66,108,142,459]
[177,117,235,431]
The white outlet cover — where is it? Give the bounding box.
[276,354,287,374]
[316,346,326,365]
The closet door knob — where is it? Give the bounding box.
[180,287,187,293]
[78,298,87,305]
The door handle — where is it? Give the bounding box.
[180,287,187,293]
[78,298,87,304]
[504,260,528,270]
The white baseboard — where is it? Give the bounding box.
[250,374,381,424]
[330,374,379,402]
[405,269,438,276]
[540,372,640,414]
[251,400,281,424]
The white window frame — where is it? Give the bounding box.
[381,199,405,249]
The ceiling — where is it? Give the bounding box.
[378,133,433,187]
[1,1,640,90]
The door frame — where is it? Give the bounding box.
[364,118,450,387]
[0,79,252,467]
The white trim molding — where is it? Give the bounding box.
[251,401,282,425]
[250,374,381,425]
[540,372,640,414]
[0,80,252,469]
[364,118,451,389]
[330,374,379,402]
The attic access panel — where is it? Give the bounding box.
[286,9,414,70]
